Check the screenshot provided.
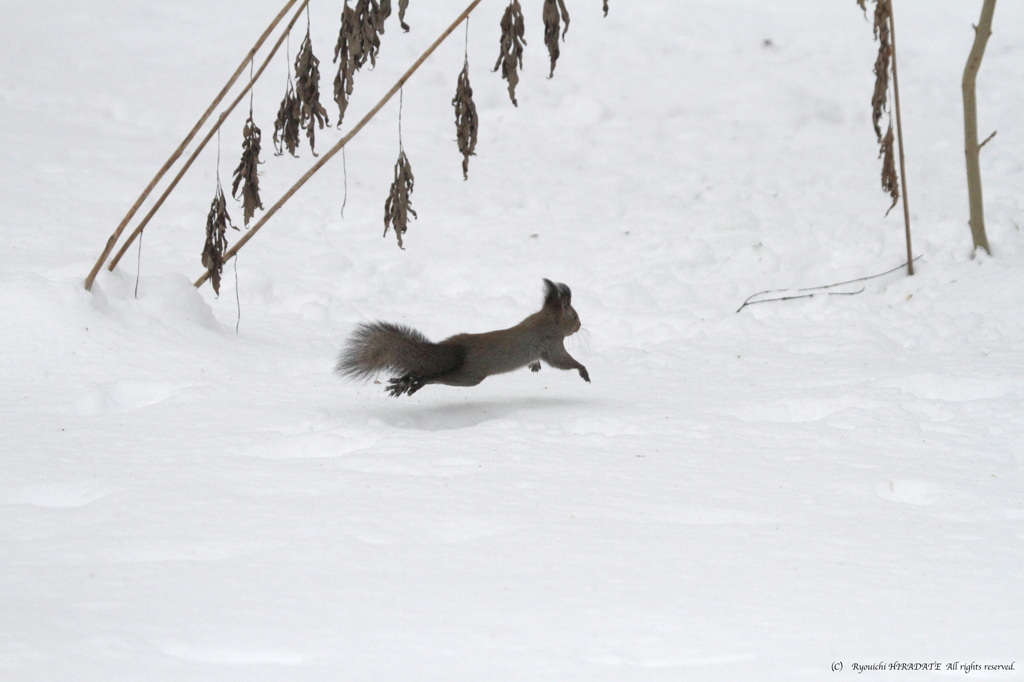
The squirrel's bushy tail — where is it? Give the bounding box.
[336,321,463,380]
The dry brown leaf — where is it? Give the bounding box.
[383,149,416,248]
[295,27,330,155]
[452,61,478,180]
[603,0,609,17]
[201,181,237,296]
[543,0,570,78]
[333,0,390,126]
[231,115,264,226]
[273,78,302,157]
[493,0,526,106]
[333,2,357,125]
[879,122,899,215]
[870,0,891,141]
[398,0,410,31]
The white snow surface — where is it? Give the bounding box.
[2,0,1023,679]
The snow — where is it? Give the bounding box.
[2,0,1023,679]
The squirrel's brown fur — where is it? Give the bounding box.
[336,279,589,396]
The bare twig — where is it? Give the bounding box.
[963,0,997,255]
[978,130,997,149]
[194,0,486,289]
[84,0,303,291]
[887,0,914,275]
[107,0,310,273]
[736,256,922,313]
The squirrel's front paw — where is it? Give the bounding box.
[579,366,590,383]
[387,375,424,397]
[529,362,541,373]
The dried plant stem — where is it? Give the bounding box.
[887,0,913,276]
[84,0,303,291]
[107,0,310,273]
[194,0,485,289]
[963,0,996,255]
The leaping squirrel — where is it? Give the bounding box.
[336,279,590,397]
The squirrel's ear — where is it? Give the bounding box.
[542,278,571,311]
[558,282,572,307]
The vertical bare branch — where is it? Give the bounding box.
[887,0,914,274]
[963,0,997,255]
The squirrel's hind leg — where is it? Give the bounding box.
[529,362,541,373]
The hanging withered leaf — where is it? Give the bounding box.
[333,0,390,126]
[543,0,570,78]
[273,77,302,157]
[870,0,892,141]
[879,122,899,215]
[201,181,237,297]
[452,61,478,180]
[603,0,609,17]
[398,0,410,31]
[493,0,526,106]
[383,148,417,248]
[334,2,357,126]
[231,114,264,227]
[295,27,330,155]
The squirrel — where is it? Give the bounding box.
[336,279,590,397]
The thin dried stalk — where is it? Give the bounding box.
[860,0,913,274]
[887,1,913,274]
[543,0,570,78]
[452,61,478,179]
[201,182,237,296]
[384,149,416,248]
[879,122,899,215]
[273,78,302,156]
[493,0,526,106]
[104,0,310,275]
[295,27,330,154]
[232,115,265,226]
[84,0,305,292]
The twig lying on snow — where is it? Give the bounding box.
[735,256,922,313]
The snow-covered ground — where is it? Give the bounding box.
[2,0,1022,679]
